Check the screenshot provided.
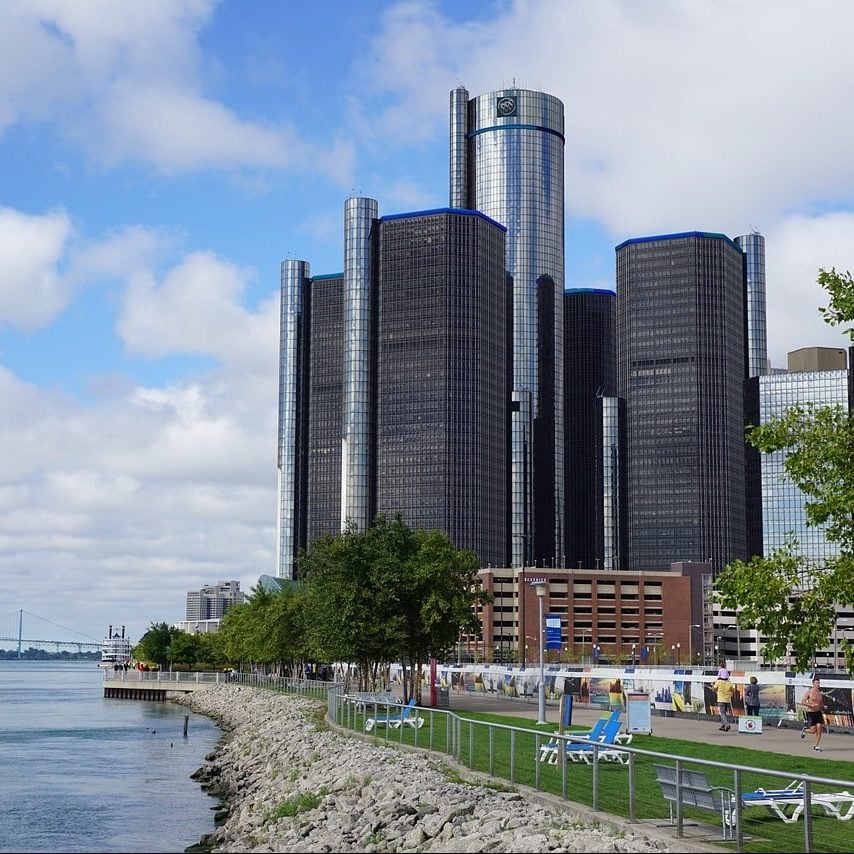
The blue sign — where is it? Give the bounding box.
[545,614,562,650]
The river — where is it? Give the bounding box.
[0,660,221,853]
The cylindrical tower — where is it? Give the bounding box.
[341,197,378,531]
[735,230,768,377]
[277,258,310,579]
[450,86,565,567]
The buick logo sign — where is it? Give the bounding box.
[497,96,517,117]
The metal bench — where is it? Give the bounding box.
[654,763,735,840]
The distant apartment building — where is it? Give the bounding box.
[185,580,245,624]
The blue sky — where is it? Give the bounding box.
[3,0,854,645]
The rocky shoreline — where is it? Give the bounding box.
[175,684,690,853]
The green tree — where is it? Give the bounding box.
[715,267,854,673]
[298,514,490,698]
[132,621,173,668]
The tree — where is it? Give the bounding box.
[133,621,173,668]
[714,267,854,673]
[298,514,490,698]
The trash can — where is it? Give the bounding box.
[435,685,450,709]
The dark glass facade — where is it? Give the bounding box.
[375,210,509,566]
[279,205,510,574]
[563,289,617,569]
[616,232,748,573]
[305,274,345,545]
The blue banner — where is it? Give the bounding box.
[546,614,562,650]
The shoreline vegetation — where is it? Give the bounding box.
[176,684,687,853]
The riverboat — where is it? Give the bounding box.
[100,625,132,668]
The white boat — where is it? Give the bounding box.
[100,625,132,668]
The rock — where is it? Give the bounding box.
[177,685,686,853]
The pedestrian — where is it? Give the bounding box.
[745,675,761,717]
[712,668,734,731]
[800,676,826,752]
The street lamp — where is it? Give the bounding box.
[631,643,636,666]
[689,624,702,665]
[720,625,741,662]
[833,621,853,671]
[530,579,548,725]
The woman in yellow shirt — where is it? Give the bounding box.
[712,670,735,731]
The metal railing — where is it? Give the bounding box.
[150,673,854,852]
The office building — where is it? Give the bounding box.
[450,85,565,568]
[748,354,850,564]
[563,289,617,569]
[616,232,748,573]
[276,203,510,576]
[374,210,509,565]
[734,230,769,377]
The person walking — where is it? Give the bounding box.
[712,669,735,731]
[745,676,761,717]
[800,676,826,752]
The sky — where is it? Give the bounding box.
[3,0,854,647]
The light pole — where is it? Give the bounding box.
[720,625,740,662]
[530,579,549,725]
[689,624,702,665]
[834,622,853,671]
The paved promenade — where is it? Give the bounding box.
[444,689,854,763]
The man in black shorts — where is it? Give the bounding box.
[800,676,826,752]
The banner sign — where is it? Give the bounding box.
[546,614,562,650]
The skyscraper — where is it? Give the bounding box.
[374,209,509,565]
[276,202,510,577]
[746,351,850,563]
[616,232,748,572]
[734,230,768,377]
[563,288,616,569]
[450,86,565,568]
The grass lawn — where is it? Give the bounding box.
[356,706,854,853]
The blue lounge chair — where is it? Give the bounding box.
[564,714,632,763]
[538,710,620,764]
[365,697,423,732]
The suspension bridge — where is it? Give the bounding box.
[0,609,103,657]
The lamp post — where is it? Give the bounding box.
[688,624,702,665]
[720,625,740,662]
[529,579,549,725]
[631,643,636,666]
[834,622,853,671]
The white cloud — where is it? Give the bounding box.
[764,212,854,368]
[0,207,74,330]
[117,250,279,372]
[0,0,353,180]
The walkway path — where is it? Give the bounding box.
[445,689,854,762]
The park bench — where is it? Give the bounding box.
[653,763,735,840]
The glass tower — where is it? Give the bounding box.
[563,288,616,569]
[734,230,768,377]
[756,368,849,562]
[276,259,310,580]
[450,85,565,568]
[616,232,748,573]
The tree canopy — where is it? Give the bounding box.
[297,514,489,699]
[715,267,854,672]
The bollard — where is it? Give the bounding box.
[183,715,189,737]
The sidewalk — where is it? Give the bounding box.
[444,689,854,763]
